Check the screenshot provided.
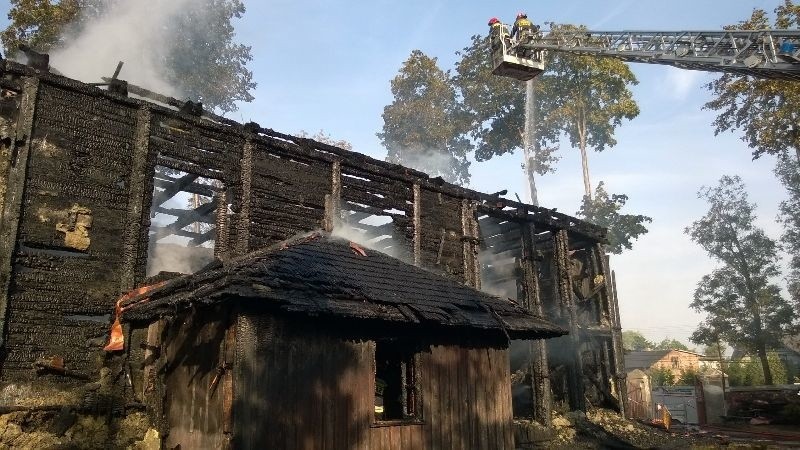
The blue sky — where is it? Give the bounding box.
[1,0,789,348]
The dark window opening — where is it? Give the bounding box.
[671,356,680,368]
[374,341,418,422]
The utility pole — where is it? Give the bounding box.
[523,79,539,205]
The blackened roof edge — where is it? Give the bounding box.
[119,231,566,340]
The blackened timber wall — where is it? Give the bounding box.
[2,78,140,379]
[248,139,329,249]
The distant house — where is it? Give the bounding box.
[624,349,705,380]
[119,234,566,449]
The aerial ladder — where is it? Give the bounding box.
[491,27,800,81]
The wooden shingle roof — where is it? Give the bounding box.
[120,233,565,340]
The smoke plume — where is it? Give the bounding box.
[49,0,195,97]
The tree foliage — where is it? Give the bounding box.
[727,352,789,386]
[537,24,640,197]
[704,1,800,161]
[452,34,559,174]
[576,182,652,254]
[686,175,796,385]
[160,0,255,113]
[654,338,690,351]
[701,342,728,359]
[649,366,675,387]
[378,50,471,185]
[1,0,255,113]
[676,367,700,385]
[452,25,639,198]
[380,27,648,248]
[622,330,653,351]
[1,0,81,51]
[776,154,800,305]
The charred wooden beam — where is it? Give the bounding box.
[151,173,199,207]
[152,177,215,197]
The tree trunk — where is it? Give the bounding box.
[578,107,591,199]
[756,342,773,385]
[523,79,539,205]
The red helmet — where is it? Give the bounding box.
[488,17,499,25]
[517,12,527,19]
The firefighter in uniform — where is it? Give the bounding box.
[512,13,535,42]
[511,13,538,57]
[488,17,510,52]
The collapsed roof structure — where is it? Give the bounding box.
[0,57,625,448]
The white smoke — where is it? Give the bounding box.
[331,215,410,262]
[392,147,461,183]
[146,242,214,276]
[49,0,194,97]
[332,221,399,260]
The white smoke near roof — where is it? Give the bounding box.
[391,147,460,182]
[332,220,404,262]
[49,0,193,98]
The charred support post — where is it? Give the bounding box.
[460,199,480,288]
[215,187,230,260]
[0,77,37,346]
[554,229,585,411]
[413,183,421,266]
[324,161,341,232]
[234,138,253,256]
[120,107,152,290]
[586,246,616,409]
[521,222,551,427]
[608,262,627,416]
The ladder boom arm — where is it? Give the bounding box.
[517,29,800,80]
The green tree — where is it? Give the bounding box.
[728,352,789,386]
[576,182,652,254]
[654,338,690,351]
[453,35,560,181]
[704,1,800,163]
[677,367,700,385]
[686,175,796,385]
[1,0,255,113]
[378,50,472,185]
[649,366,675,387]
[703,1,800,311]
[453,26,640,199]
[701,342,728,359]
[538,24,640,199]
[776,154,800,305]
[622,330,653,351]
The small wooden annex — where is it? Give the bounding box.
[119,233,566,449]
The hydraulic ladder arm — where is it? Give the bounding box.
[495,28,800,81]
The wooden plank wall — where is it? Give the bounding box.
[234,313,374,449]
[163,305,230,449]
[406,345,514,450]
[234,312,513,449]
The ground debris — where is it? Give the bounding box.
[0,410,158,450]
[542,408,726,449]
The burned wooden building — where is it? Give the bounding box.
[118,233,565,448]
[0,57,626,448]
